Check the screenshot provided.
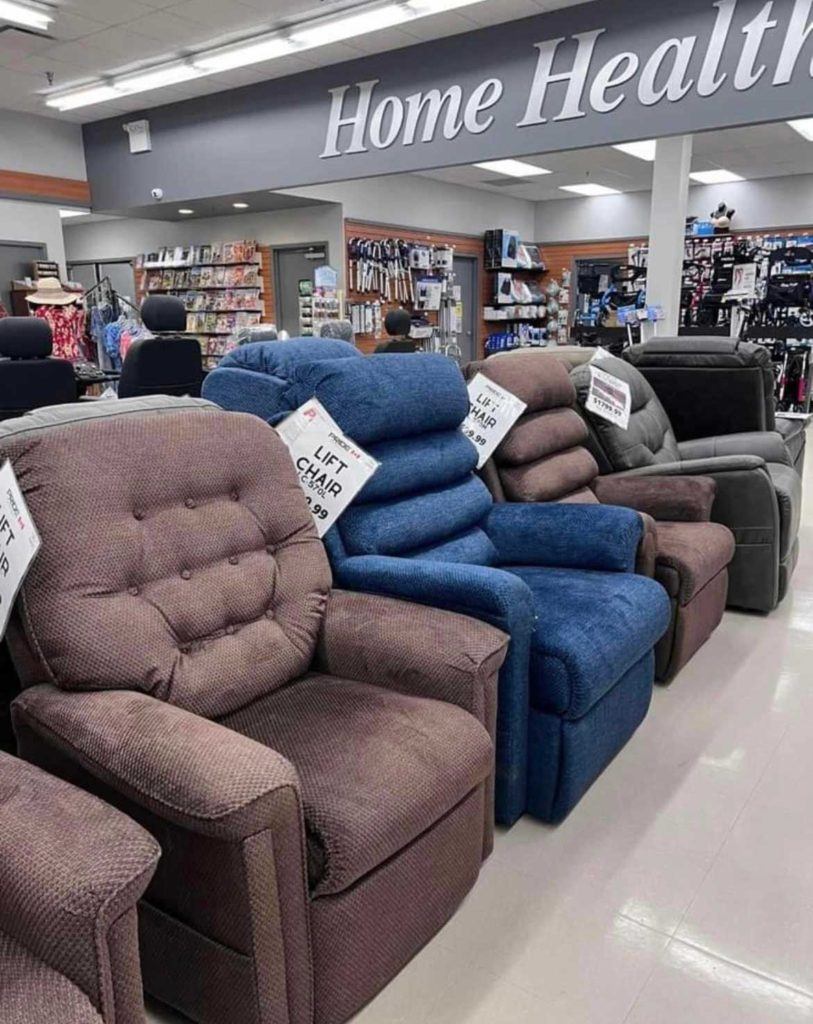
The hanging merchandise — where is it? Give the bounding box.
[25,278,86,362]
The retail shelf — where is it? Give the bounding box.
[145,286,263,293]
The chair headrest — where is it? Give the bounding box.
[317,319,355,343]
[0,317,53,359]
[141,295,187,333]
[219,338,361,376]
[468,351,576,413]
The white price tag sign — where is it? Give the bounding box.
[462,372,528,468]
[586,366,631,430]
[0,460,41,638]
[276,399,379,537]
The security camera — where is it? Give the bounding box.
[150,187,164,201]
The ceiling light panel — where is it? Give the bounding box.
[116,64,201,95]
[293,4,410,48]
[475,159,552,178]
[787,119,813,141]
[196,38,296,73]
[560,183,621,196]
[0,0,52,31]
[47,85,122,112]
[59,208,90,219]
[689,169,744,184]
[613,140,657,161]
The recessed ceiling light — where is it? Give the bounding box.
[787,118,813,141]
[559,183,621,197]
[474,159,552,178]
[613,140,657,161]
[689,169,744,184]
[233,202,250,209]
[59,208,90,219]
[0,0,52,31]
[178,208,195,215]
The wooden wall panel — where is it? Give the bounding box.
[258,244,275,324]
[0,169,90,205]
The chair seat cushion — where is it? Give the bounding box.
[507,567,670,720]
[768,462,803,560]
[221,674,492,897]
[0,930,102,1024]
[654,521,735,603]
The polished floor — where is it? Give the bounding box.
[148,433,813,1024]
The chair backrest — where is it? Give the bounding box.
[0,397,331,720]
[468,352,601,505]
[118,335,204,399]
[0,317,76,418]
[623,337,776,439]
[203,339,500,567]
[570,353,682,472]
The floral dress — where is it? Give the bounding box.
[32,304,86,361]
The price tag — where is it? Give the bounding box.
[585,365,631,430]
[276,399,379,537]
[0,461,41,639]
[462,372,528,468]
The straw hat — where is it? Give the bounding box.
[25,277,79,306]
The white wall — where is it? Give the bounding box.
[284,174,537,239]
[0,199,67,274]
[0,110,87,181]
[535,173,813,243]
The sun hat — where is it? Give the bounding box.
[25,277,80,306]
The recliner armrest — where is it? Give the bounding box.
[679,432,792,467]
[12,687,302,840]
[484,502,642,573]
[592,474,717,522]
[616,454,765,477]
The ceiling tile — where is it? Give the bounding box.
[59,0,157,25]
[47,10,108,41]
[165,0,267,30]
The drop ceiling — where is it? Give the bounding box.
[417,122,813,200]
[0,0,592,123]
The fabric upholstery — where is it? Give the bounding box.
[679,432,793,467]
[0,751,159,1024]
[206,339,669,824]
[654,523,736,603]
[118,335,204,400]
[592,474,716,523]
[0,316,53,359]
[0,399,331,719]
[768,463,803,560]
[0,316,75,419]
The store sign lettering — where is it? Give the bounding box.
[320,0,813,159]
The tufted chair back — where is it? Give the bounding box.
[0,397,331,719]
[467,352,601,505]
[570,353,682,472]
[203,340,501,567]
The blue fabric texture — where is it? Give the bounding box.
[219,338,359,375]
[204,342,668,825]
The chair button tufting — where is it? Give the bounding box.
[185,498,196,509]
[229,555,239,566]
[231,490,239,502]
[128,586,139,597]
[181,569,192,580]
[226,625,236,636]
[133,510,144,521]
[265,609,275,620]
[266,545,275,555]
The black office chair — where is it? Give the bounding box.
[119,296,204,398]
[0,317,76,420]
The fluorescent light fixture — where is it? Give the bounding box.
[788,118,813,141]
[43,0,497,111]
[475,159,551,178]
[560,183,621,196]
[689,169,744,184]
[59,208,90,219]
[178,208,195,215]
[46,85,121,111]
[116,64,201,95]
[293,4,410,48]
[0,0,52,31]
[233,202,250,209]
[613,139,657,161]
[195,37,295,73]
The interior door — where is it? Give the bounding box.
[452,255,479,362]
[274,245,327,337]
[0,241,47,310]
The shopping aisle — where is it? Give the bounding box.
[147,428,813,1024]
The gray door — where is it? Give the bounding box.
[0,241,47,310]
[274,245,327,337]
[99,261,136,304]
[452,255,479,363]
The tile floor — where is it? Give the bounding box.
[148,434,813,1024]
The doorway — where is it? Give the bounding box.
[273,243,328,337]
[0,240,47,312]
[452,254,479,363]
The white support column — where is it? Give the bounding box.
[645,135,693,339]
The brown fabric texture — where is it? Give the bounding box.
[467,352,575,413]
[636,513,658,579]
[1,406,330,719]
[0,930,102,1024]
[497,408,589,466]
[662,570,729,680]
[499,447,600,503]
[0,751,159,1022]
[592,474,717,523]
[222,673,492,896]
[655,522,736,604]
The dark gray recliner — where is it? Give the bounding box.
[570,353,801,614]
[623,337,806,474]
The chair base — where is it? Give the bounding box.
[656,569,729,683]
[526,652,654,823]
